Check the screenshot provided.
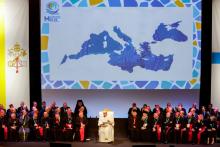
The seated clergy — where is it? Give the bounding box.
[182,112,196,144]
[206,115,217,144]
[128,103,141,117]
[162,112,173,144]
[62,108,75,141]
[140,112,151,142]
[152,112,162,143]
[173,111,184,144]
[52,113,62,141]
[75,111,88,142]
[29,112,42,141]
[18,109,30,141]
[98,109,114,143]
[195,114,206,144]
[8,113,19,141]
[0,109,8,141]
[41,111,51,141]
[60,102,69,118]
[128,110,140,142]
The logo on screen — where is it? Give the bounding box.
[46,1,59,15]
[44,1,60,22]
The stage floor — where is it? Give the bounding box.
[0,138,220,147]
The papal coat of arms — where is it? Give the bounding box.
[8,42,28,73]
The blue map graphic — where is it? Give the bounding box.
[60,21,188,73]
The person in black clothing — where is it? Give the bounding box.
[194,114,206,144]
[153,104,163,114]
[207,104,214,116]
[188,103,199,115]
[173,111,184,144]
[183,112,196,144]
[60,102,70,118]
[17,102,28,118]
[176,103,187,115]
[199,106,209,119]
[213,107,220,116]
[8,113,19,141]
[17,102,25,117]
[74,100,87,118]
[163,103,175,117]
[28,106,38,118]
[128,103,141,117]
[189,107,198,120]
[141,105,152,116]
[75,111,88,142]
[162,112,173,144]
[0,109,7,141]
[179,110,188,144]
[212,107,220,138]
[32,101,38,110]
[63,108,75,141]
[152,112,162,143]
[29,112,42,141]
[128,110,140,142]
[140,104,147,114]
[6,104,14,119]
[140,112,151,142]
[41,111,51,141]
[39,101,46,119]
[49,101,58,118]
[18,109,30,141]
[206,115,217,144]
[6,107,17,120]
[52,113,62,141]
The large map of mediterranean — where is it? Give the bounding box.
[60,21,188,73]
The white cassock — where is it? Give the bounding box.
[98,111,114,142]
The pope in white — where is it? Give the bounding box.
[98,109,114,143]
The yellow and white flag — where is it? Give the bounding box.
[0,0,29,108]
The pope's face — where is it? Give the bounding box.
[103,112,107,117]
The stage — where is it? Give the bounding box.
[0,138,220,147]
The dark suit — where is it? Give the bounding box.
[128,116,140,142]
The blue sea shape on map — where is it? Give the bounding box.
[153,21,188,42]
[60,31,123,64]
[60,21,188,73]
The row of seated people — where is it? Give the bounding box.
[0,101,220,144]
[0,100,88,142]
[3,100,87,121]
[128,103,220,144]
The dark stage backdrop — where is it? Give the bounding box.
[42,89,199,118]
